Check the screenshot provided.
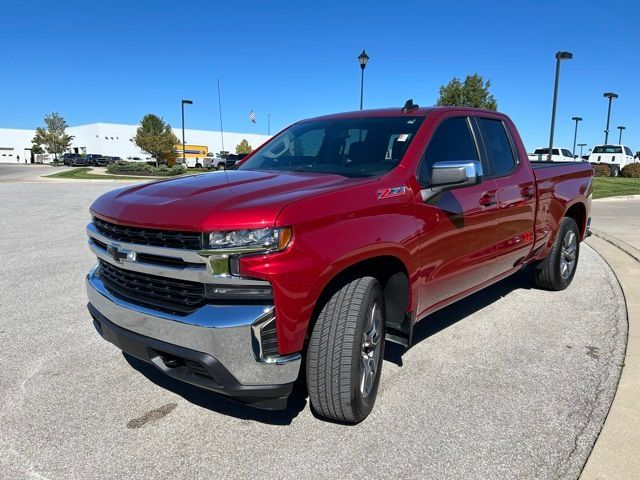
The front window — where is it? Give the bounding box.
[593,146,623,154]
[238,116,425,178]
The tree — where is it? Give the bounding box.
[32,113,74,160]
[235,139,253,154]
[437,73,498,111]
[133,114,179,166]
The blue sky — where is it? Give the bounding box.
[1,0,638,152]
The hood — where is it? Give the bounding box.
[90,169,368,231]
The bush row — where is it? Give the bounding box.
[592,164,612,177]
[106,161,186,176]
[621,163,640,178]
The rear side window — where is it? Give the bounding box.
[624,146,633,156]
[476,118,517,177]
[419,117,478,183]
[562,149,573,158]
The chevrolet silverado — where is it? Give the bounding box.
[86,103,593,423]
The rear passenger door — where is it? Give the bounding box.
[474,116,536,277]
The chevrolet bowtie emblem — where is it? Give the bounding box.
[106,244,136,263]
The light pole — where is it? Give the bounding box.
[358,49,369,110]
[547,51,573,161]
[571,116,582,157]
[181,99,193,164]
[578,143,587,158]
[268,113,271,136]
[617,126,626,144]
[603,92,618,143]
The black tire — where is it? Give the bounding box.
[533,217,580,291]
[610,165,620,177]
[195,163,202,169]
[217,163,226,171]
[306,276,385,423]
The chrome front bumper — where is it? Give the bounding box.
[86,266,301,386]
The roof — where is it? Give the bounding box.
[302,105,504,122]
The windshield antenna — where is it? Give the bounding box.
[217,78,232,192]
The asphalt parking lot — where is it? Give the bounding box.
[0,170,628,479]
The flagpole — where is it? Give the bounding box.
[217,79,225,155]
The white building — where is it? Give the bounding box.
[0,123,271,163]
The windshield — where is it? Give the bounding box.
[238,116,425,178]
[593,146,623,154]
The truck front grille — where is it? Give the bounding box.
[97,260,206,315]
[93,217,203,250]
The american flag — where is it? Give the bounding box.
[249,111,256,123]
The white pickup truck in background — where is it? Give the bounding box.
[528,147,577,162]
[588,145,636,176]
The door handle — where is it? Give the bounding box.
[479,192,497,207]
[520,185,535,199]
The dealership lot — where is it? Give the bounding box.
[0,173,628,479]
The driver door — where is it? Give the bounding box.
[413,115,499,316]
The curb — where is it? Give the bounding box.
[594,194,640,202]
[591,229,640,263]
[580,235,640,479]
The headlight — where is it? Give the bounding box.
[205,227,292,252]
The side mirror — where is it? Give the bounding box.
[429,160,483,189]
[419,160,483,201]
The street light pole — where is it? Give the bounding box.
[547,51,573,161]
[268,113,271,136]
[181,99,193,164]
[578,143,587,158]
[571,116,582,157]
[603,92,618,143]
[617,126,626,144]
[357,49,369,110]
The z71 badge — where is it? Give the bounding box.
[377,186,406,199]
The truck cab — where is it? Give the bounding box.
[528,147,577,162]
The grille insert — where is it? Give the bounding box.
[98,260,205,315]
[93,217,203,250]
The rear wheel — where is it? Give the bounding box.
[533,217,580,290]
[306,276,385,423]
[610,165,620,177]
[195,163,202,169]
[217,163,226,171]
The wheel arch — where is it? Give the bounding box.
[307,254,413,345]
[564,201,587,239]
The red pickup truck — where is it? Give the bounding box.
[86,104,592,423]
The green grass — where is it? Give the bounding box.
[45,167,154,181]
[592,177,640,199]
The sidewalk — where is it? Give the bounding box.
[581,199,640,479]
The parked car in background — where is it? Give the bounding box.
[61,153,86,166]
[86,104,593,422]
[203,153,229,170]
[528,147,577,162]
[588,145,637,176]
[92,156,118,167]
[85,154,104,166]
[223,153,248,169]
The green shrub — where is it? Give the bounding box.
[592,164,611,177]
[106,161,186,176]
[620,163,640,178]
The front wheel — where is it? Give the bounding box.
[217,163,226,171]
[306,276,385,423]
[533,217,580,290]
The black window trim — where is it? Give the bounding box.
[416,115,482,186]
[473,115,520,180]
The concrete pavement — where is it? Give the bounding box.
[581,199,640,479]
[0,179,628,479]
